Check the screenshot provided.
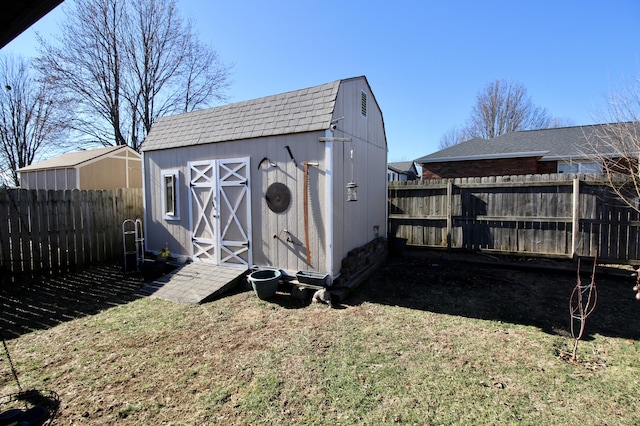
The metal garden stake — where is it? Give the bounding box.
[569,256,598,363]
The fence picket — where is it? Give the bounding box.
[7,190,21,276]
[0,190,7,276]
[28,190,41,274]
[56,190,69,272]
[17,190,32,275]
[63,190,75,269]
[80,191,94,265]
[37,190,50,272]
[47,190,60,273]
[104,190,116,260]
[71,190,83,268]
[95,190,105,262]
[0,188,143,286]
[87,191,97,263]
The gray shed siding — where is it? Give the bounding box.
[329,78,387,274]
[142,76,387,278]
[143,131,329,273]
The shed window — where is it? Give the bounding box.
[162,169,180,220]
[360,91,368,118]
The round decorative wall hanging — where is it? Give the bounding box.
[265,182,291,213]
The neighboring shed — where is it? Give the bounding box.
[416,124,629,179]
[141,76,388,281]
[17,145,142,190]
[388,161,419,181]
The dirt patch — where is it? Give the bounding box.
[358,249,639,341]
[1,250,638,341]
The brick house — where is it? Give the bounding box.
[416,124,625,180]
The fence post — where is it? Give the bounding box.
[446,179,453,249]
[571,177,580,258]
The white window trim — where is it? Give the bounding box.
[161,169,180,221]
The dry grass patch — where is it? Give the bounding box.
[1,252,639,424]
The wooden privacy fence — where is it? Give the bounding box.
[388,174,640,263]
[0,188,143,283]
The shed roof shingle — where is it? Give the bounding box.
[141,79,342,152]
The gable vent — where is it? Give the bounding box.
[360,91,368,118]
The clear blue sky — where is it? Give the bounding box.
[3,0,640,162]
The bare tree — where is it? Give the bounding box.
[549,117,576,128]
[438,125,469,150]
[438,80,556,149]
[583,75,640,302]
[178,37,230,114]
[0,55,67,187]
[36,0,127,148]
[37,0,231,151]
[467,79,552,139]
[587,76,640,215]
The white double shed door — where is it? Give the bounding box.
[188,158,251,268]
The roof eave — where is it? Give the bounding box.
[17,145,134,171]
[418,151,549,164]
[541,152,629,161]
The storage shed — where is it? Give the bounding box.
[17,145,142,190]
[141,76,387,281]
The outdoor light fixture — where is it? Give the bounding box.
[346,142,358,201]
[346,181,358,202]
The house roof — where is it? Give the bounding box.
[141,78,354,152]
[388,161,416,174]
[18,145,136,172]
[415,123,632,164]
